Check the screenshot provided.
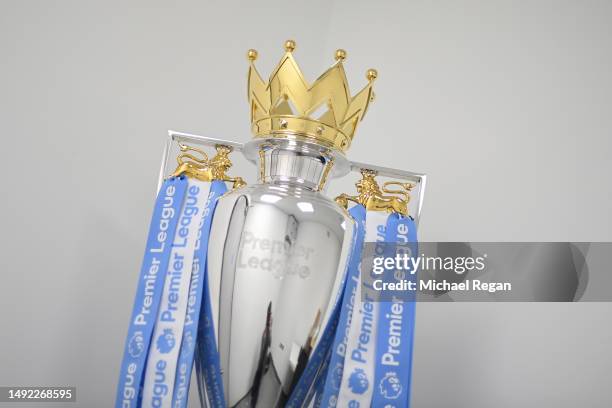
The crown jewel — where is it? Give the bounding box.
[247,40,376,152]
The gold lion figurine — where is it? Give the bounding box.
[171,143,246,189]
[335,169,413,217]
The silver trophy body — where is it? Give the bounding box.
[204,139,353,407]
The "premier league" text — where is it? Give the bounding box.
[134,184,177,327]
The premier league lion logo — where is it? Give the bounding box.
[331,363,343,390]
[183,330,194,351]
[379,372,402,399]
[128,332,145,357]
[348,368,369,395]
[156,328,176,354]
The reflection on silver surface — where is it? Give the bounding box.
[201,140,354,407]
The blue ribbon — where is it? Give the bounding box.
[317,205,367,408]
[371,213,418,407]
[308,344,332,408]
[172,180,228,408]
[115,177,188,408]
[192,182,228,408]
[195,260,226,407]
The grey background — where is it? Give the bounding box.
[1,0,611,407]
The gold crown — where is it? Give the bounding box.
[247,40,377,152]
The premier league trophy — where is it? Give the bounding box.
[202,40,375,407]
[117,39,426,408]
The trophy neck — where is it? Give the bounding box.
[256,139,336,191]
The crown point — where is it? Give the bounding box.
[335,49,347,61]
[366,69,378,81]
[247,49,258,61]
[284,40,296,52]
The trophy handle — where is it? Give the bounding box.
[160,131,426,223]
